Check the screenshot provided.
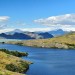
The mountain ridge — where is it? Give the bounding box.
[0,29,53,39]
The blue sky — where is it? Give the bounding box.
[0,0,75,32]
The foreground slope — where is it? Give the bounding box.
[8,32,75,49]
[0,49,31,75]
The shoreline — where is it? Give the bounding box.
[3,43,75,50]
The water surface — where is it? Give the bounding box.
[0,44,75,75]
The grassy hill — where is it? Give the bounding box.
[7,32,75,49]
[0,49,32,75]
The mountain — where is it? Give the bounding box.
[5,29,24,35]
[1,29,53,39]
[24,32,53,39]
[0,33,33,39]
[0,30,53,39]
[38,32,53,38]
[9,32,75,49]
[24,32,43,39]
[48,29,68,36]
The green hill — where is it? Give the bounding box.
[7,32,75,49]
[0,49,32,75]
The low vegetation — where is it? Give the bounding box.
[0,49,32,75]
[7,32,75,49]
[0,49,28,57]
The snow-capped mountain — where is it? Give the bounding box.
[5,29,24,35]
[0,29,53,39]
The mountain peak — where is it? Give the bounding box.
[5,29,24,35]
[56,29,63,32]
[48,29,67,36]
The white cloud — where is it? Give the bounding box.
[34,14,75,26]
[34,14,75,31]
[0,24,7,28]
[0,16,10,22]
[0,28,14,33]
[62,26,75,31]
[0,28,53,33]
[0,16,10,29]
[0,27,75,33]
[22,28,52,32]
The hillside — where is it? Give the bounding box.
[7,32,75,49]
[0,49,31,75]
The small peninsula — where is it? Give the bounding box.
[0,49,32,75]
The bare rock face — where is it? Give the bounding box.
[55,43,68,49]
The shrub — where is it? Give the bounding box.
[0,49,28,57]
[6,62,29,73]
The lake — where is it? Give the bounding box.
[0,44,75,75]
[0,39,21,42]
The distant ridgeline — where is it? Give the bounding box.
[7,32,75,49]
[0,29,69,40]
[0,32,53,39]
